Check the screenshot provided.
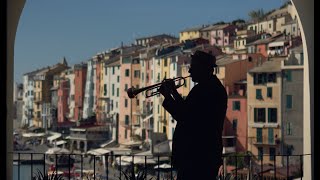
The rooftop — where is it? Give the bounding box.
[249,58,284,73]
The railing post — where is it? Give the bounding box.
[94,155,96,180]
[81,155,83,179]
[106,154,109,180]
[157,155,160,180]
[287,155,289,180]
[68,154,71,180]
[55,154,58,173]
[235,154,237,179]
[260,155,263,180]
[18,153,20,180]
[31,153,33,179]
[145,156,147,179]
[300,155,303,180]
[274,155,276,180]
[119,155,122,180]
[132,155,135,177]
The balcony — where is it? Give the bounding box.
[12,152,309,180]
[253,136,281,146]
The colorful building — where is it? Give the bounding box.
[247,57,285,166]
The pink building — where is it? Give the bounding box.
[119,51,141,143]
[57,80,69,123]
[210,24,237,47]
[74,63,87,121]
[223,83,247,152]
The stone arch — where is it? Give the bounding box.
[4,1,313,179]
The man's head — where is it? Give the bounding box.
[188,50,217,82]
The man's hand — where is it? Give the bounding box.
[159,79,175,98]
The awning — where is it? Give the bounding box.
[22,133,46,138]
[55,140,67,146]
[143,114,153,122]
[87,148,110,156]
[45,147,70,154]
[47,133,61,142]
[100,139,116,148]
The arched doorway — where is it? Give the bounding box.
[4,1,313,179]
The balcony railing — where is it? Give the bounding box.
[12,152,310,180]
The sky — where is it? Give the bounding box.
[14,0,286,83]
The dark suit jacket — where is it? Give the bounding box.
[162,75,227,175]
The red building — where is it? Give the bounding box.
[57,80,69,123]
[223,82,248,152]
[74,63,87,121]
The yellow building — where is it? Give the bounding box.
[32,59,68,127]
[179,26,203,43]
[247,57,284,166]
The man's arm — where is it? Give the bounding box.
[162,96,185,121]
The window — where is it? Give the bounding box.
[256,128,262,143]
[286,122,292,135]
[142,72,144,81]
[164,59,168,67]
[112,67,115,75]
[254,108,266,123]
[125,99,128,108]
[293,26,296,32]
[285,70,292,82]
[269,148,276,161]
[117,88,119,97]
[125,115,130,125]
[286,95,293,109]
[112,84,114,96]
[125,69,129,77]
[268,108,277,123]
[125,84,128,91]
[258,147,263,160]
[254,73,267,84]
[267,87,272,98]
[269,24,271,29]
[267,73,276,83]
[232,119,238,131]
[105,68,107,75]
[232,101,240,111]
[136,99,139,106]
[134,70,140,78]
[173,63,176,71]
[268,128,274,144]
[125,129,127,139]
[104,84,107,96]
[117,76,120,82]
[256,89,262,99]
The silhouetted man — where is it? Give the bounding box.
[159,50,227,180]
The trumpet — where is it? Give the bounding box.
[127,76,190,99]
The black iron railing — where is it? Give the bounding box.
[11,152,311,180]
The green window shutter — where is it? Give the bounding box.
[268,108,271,122]
[256,89,262,99]
[257,128,262,143]
[104,84,107,96]
[232,101,236,110]
[267,87,272,98]
[268,128,274,144]
[286,70,292,81]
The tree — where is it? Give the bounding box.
[248,9,265,22]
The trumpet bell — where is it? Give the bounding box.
[127,88,136,98]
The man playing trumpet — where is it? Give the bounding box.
[159,50,227,180]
